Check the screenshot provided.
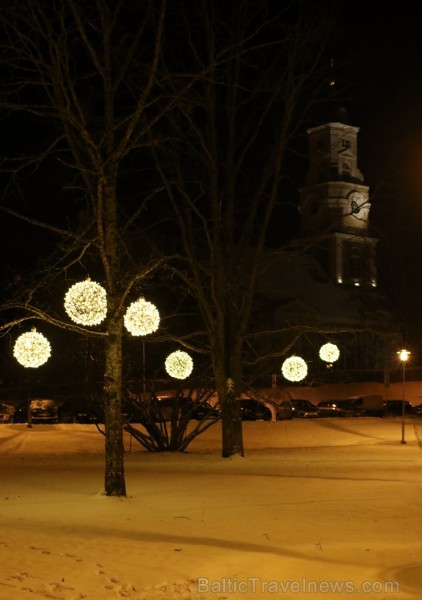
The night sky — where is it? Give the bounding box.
[336,5,422,361]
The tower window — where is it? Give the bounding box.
[318,164,327,180]
[342,162,351,178]
[341,139,351,149]
[350,247,361,279]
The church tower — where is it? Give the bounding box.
[299,108,378,289]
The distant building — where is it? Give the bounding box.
[300,108,377,289]
[255,107,399,381]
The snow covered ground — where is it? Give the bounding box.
[0,416,421,599]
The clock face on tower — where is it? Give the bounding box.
[351,200,360,214]
[350,191,364,214]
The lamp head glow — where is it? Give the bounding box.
[124,297,160,336]
[165,350,193,380]
[281,355,307,382]
[319,343,340,363]
[64,279,107,326]
[398,349,410,362]
[13,329,51,368]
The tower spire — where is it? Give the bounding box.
[329,57,336,88]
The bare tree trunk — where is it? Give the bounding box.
[213,329,244,457]
[218,380,244,458]
[103,308,126,496]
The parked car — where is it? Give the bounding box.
[275,399,294,420]
[29,399,60,424]
[333,399,361,417]
[154,396,191,422]
[0,402,15,423]
[240,399,272,421]
[58,399,104,424]
[12,402,28,423]
[290,399,319,418]
[384,400,414,416]
[349,395,384,417]
[316,400,347,417]
[191,401,221,421]
[73,409,102,424]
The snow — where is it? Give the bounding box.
[0,414,421,600]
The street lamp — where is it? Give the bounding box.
[397,349,410,445]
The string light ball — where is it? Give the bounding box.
[165,350,193,380]
[13,329,51,368]
[281,355,308,382]
[64,279,107,326]
[319,342,340,363]
[124,298,160,336]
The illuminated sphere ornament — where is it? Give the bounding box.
[165,350,193,380]
[13,329,51,368]
[124,297,160,336]
[281,355,308,382]
[319,342,340,363]
[64,279,107,326]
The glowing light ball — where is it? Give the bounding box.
[281,355,307,382]
[165,350,193,380]
[64,279,107,326]
[13,330,51,368]
[124,298,160,336]
[319,343,340,363]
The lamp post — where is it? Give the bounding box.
[397,349,410,445]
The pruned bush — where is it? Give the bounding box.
[122,388,220,452]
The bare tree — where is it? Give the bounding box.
[0,0,350,486]
[153,1,344,457]
[0,0,188,496]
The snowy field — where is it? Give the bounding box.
[0,417,421,600]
